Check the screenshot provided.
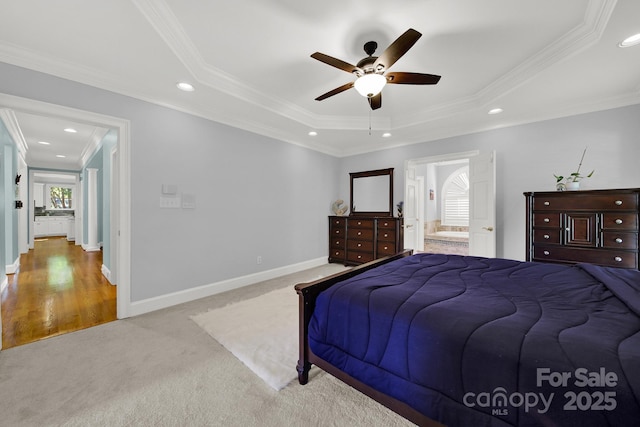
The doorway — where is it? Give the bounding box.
[0,93,131,349]
[405,151,496,257]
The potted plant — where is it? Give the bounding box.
[554,148,594,191]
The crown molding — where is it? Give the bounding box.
[0,0,625,159]
[0,108,28,162]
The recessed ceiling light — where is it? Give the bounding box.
[488,108,504,115]
[382,132,392,138]
[308,131,317,136]
[38,141,51,145]
[56,155,66,158]
[176,82,195,92]
[619,33,640,48]
[64,128,77,133]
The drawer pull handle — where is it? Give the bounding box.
[615,256,623,262]
[615,219,623,225]
[383,246,389,250]
[615,200,623,206]
[357,231,362,236]
[357,221,362,225]
[615,238,623,244]
[357,243,362,247]
[543,251,550,255]
[357,255,362,259]
[544,201,550,206]
[544,234,550,239]
[383,222,389,226]
[544,218,550,223]
[335,230,340,234]
[383,233,389,238]
[335,241,340,245]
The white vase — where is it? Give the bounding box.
[566,181,580,191]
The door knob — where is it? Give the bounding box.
[482,227,494,232]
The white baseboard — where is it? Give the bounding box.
[127,257,327,317]
[0,276,7,293]
[82,243,101,252]
[101,264,114,285]
[6,257,19,275]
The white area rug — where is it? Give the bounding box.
[190,286,301,391]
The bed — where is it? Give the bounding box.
[295,251,640,426]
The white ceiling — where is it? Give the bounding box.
[0,0,639,168]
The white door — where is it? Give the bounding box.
[469,151,496,257]
[404,171,424,252]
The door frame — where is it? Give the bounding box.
[0,92,131,323]
[405,150,483,254]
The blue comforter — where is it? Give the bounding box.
[309,253,640,426]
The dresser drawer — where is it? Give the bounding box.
[601,213,639,230]
[330,217,346,227]
[330,237,345,249]
[348,227,374,239]
[533,246,637,269]
[601,232,639,250]
[347,239,374,251]
[347,251,375,264]
[533,213,561,227]
[377,229,397,242]
[377,242,398,255]
[533,193,638,211]
[377,219,397,229]
[331,227,345,237]
[329,249,345,260]
[533,229,561,244]
[349,219,374,229]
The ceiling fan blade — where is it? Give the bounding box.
[386,72,441,85]
[311,52,361,74]
[368,93,382,110]
[374,28,422,70]
[315,82,354,101]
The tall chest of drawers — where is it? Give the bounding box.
[328,216,403,265]
[524,188,640,269]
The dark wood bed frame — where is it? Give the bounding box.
[295,250,445,427]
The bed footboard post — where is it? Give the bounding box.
[296,287,312,384]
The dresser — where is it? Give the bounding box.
[524,188,640,269]
[328,216,404,265]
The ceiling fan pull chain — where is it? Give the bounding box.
[369,109,372,136]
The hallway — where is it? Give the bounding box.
[1,237,116,349]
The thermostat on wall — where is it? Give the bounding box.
[161,184,177,195]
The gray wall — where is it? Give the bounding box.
[338,103,640,261]
[2,60,639,303]
[0,62,338,302]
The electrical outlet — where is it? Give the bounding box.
[257,256,262,265]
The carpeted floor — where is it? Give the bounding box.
[0,263,413,427]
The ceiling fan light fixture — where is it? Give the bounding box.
[354,73,387,98]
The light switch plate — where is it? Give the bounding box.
[159,196,180,208]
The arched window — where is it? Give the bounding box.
[441,166,469,226]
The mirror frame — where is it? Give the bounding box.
[349,168,394,217]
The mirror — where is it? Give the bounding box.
[350,168,394,216]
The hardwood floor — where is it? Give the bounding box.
[1,237,116,349]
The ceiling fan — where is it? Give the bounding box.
[311,28,441,110]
